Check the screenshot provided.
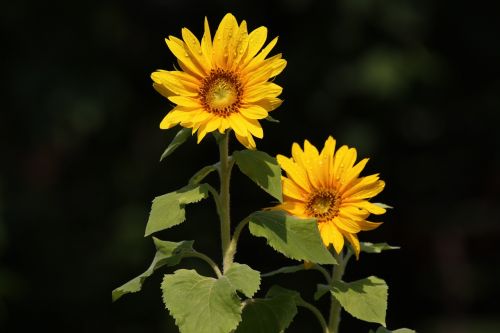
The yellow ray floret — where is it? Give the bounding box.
[274,136,386,258]
[151,13,286,149]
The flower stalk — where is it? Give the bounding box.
[328,249,353,333]
[218,132,233,272]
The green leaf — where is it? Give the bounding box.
[225,263,261,298]
[235,286,298,333]
[162,269,242,333]
[189,164,217,185]
[373,202,393,209]
[361,242,400,254]
[265,115,280,123]
[314,283,330,301]
[248,211,336,264]
[233,150,283,202]
[370,328,416,333]
[331,276,388,326]
[112,238,194,301]
[160,128,191,161]
[145,184,209,236]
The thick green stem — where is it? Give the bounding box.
[218,132,233,272]
[328,251,345,333]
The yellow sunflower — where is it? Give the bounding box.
[151,13,286,149]
[274,137,387,258]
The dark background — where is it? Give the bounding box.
[2,0,499,332]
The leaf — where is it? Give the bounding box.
[373,202,394,209]
[370,327,416,333]
[145,184,209,236]
[160,127,192,161]
[112,238,194,301]
[189,164,217,185]
[162,269,242,333]
[361,242,400,254]
[331,276,388,326]
[248,211,336,264]
[225,263,261,298]
[265,115,280,123]
[235,286,298,333]
[233,150,283,202]
[314,283,330,301]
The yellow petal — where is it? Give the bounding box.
[165,37,205,78]
[334,216,361,233]
[339,158,369,192]
[239,116,263,138]
[254,97,283,112]
[344,232,360,259]
[201,17,213,62]
[213,13,239,68]
[243,26,267,63]
[319,136,336,187]
[274,201,307,217]
[168,95,200,107]
[318,221,344,253]
[342,178,385,201]
[243,37,278,73]
[228,113,248,136]
[349,201,386,215]
[181,28,210,73]
[159,108,192,129]
[151,70,198,97]
[245,82,283,101]
[357,220,383,231]
[240,105,269,119]
[234,131,256,149]
[276,155,311,192]
[282,177,307,201]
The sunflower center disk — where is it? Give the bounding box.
[200,69,243,117]
[306,189,340,221]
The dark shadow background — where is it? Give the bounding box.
[2,0,500,332]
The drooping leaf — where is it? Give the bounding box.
[162,269,242,333]
[248,211,336,264]
[160,127,191,161]
[145,184,209,236]
[235,285,298,333]
[225,263,261,298]
[370,327,416,333]
[331,276,388,326]
[112,238,194,301]
[189,164,218,185]
[361,242,400,254]
[233,150,283,202]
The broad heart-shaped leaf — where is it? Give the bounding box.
[235,285,299,333]
[248,211,336,264]
[160,127,191,161]
[331,276,388,326]
[233,150,283,202]
[361,242,400,254]
[112,238,194,301]
[370,327,416,333]
[162,269,242,333]
[145,184,209,236]
[225,263,261,298]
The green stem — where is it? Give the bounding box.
[328,251,346,333]
[184,251,223,278]
[261,264,304,277]
[312,264,332,284]
[297,300,330,333]
[224,216,250,269]
[218,132,233,272]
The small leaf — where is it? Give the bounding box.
[235,286,298,333]
[314,283,330,301]
[112,238,194,301]
[371,327,416,333]
[233,150,283,202]
[373,202,393,209]
[145,184,209,236]
[160,128,191,161]
[189,164,218,185]
[265,115,280,123]
[248,211,336,264]
[225,263,261,298]
[361,242,400,254]
[162,269,242,333]
[331,276,388,326]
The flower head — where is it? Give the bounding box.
[274,137,386,258]
[151,13,286,149]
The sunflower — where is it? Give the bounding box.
[274,137,386,258]
[151,13,286,149]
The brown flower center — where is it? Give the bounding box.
[306,189,340,221]
[199,68,243,117]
